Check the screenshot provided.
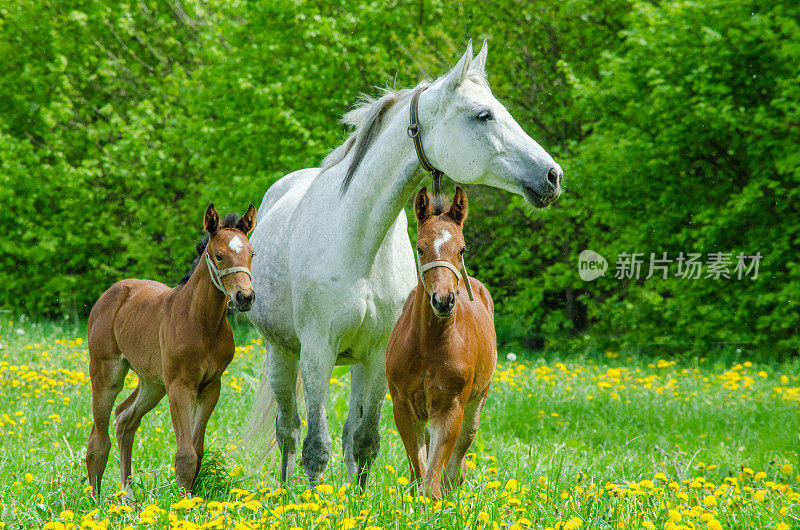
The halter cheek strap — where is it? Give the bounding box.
[205,249,252,309]
[408,85,444,197]
[416,253,475,302]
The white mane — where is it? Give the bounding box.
[321,67,488,192]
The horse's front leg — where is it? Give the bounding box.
[424,403,464,499]
[191,379,221,485]
[342,364,365,480]
[299,339,336,486]
[352,349,388,488]
[167,378,199,494]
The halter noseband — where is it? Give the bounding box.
[416,252,475,302]
[204,245,252,310]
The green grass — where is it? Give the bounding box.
[0,318,798,529]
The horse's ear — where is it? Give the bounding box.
[472,39,488,76]
[204,203,220,235]
[415,187,432,223]
[442,39,473,92]
[446,186,468,226]
[237,204,257,235]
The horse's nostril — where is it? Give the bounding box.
[547,167,561,189]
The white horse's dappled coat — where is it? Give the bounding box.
[246,41,562,486]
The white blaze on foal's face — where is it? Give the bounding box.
[228,235,243,254]
[433,229,452,258]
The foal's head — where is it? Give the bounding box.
[204,203,257,311]
[414,186,469,318]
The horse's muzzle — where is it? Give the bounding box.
[235,290,255,312]
[431,292,456,318]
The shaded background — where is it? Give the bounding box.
[1,0,797,354]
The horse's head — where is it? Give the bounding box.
[414,186,470,318]
[422,40,562,207]
[204,203,257,311]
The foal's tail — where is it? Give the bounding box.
[243,356,303,473]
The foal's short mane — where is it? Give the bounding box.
[321,65,488,194]
[431,194,448,216]
[178,213,239,285]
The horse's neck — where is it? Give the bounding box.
[179,260,229,330]
[337,98,426,261]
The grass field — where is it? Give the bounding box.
[0,318,798,529]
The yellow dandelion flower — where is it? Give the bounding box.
[775,524,789,530]
[703,495,717,506]
[385,464,395,474]
[338,518,357,530]
[563,516,583,530]
[316,484,334,495]
[397,476,409,486]
[641,522,655,530]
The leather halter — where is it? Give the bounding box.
[204,245,252,309]
[407,86,444,197]
[408,85,475,303]
[416,252,475,302]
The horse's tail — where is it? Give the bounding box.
[243,355,303,473]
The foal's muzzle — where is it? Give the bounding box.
[234,290,255,312]
[431,292,456,318]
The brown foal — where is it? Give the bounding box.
[86,203,256,497]
[386,187,497,498]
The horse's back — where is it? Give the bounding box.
[88,279,171,374]
[256,168,319,221]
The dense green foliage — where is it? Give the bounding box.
[1,1,797,353]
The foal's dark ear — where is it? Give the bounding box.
[414,187,433,223]
[204,203,220,235]
[237,204,257,235]
[446,186,468,225]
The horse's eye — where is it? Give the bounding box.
[460,247,468,255]
[215,253,223,261]
[416,246,423,255]
[476,110,493,121]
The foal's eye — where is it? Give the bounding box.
[460,247,468,255]
[416,246,423,255]
[215,253,223,261]
[476,110,493,121]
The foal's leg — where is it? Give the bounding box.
[167,379,199,494]
[86,353,129,497]
[352,350,388,488]
[342,364,365,480]
[268,348,301,481]
[443,394,486,490]
[190,379,221,485]
[299,339,336,485]
[424,405,464,499]
[116,379,165,499]
[391,397,427,486]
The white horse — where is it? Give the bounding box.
[246,40,562,486]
